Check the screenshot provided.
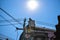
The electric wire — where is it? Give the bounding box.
[0,15,20,40]
[0,8,25,40]
[0,19,23,23]
[0,15,23,29]
[16,30,18,40]
[0,37,8,40]
[0,8,55,27]
[0,15,17,28]
[0,8,55,40]
[36,21,55,27]
[0,34,14,40]
[0,23,19,26]
[0,8,22,25]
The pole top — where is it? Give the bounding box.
[58,15,60,24]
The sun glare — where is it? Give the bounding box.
[26,0,39,11]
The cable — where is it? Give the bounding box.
[0,34,14,40]
[36,21,55,27]
[16,30,18,40]
[0,15,23,40]
[0,15,24,30]
[0,23,19,26]
[0,8,26,40]
[0,19,23,23]
[0,15,17,28]
[0,8,22,25]
[0,37,8,40]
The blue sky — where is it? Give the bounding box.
[0,0,60,40]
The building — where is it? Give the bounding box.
[19,18,56,40]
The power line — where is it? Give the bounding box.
[36,21,55,27]
[0,15,23,30]
[0,19,23,23]
[0,8,26,30]
[0,15,17,28]
[0,8,27,40]
[0,15,23,40]
[0,37,7,39]
[0,8,22,25]
[0,23,19,26]
[0,34,14,40]
[0,22,27,27]
[16,30,18,40]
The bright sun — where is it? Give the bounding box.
[26,0,39,11]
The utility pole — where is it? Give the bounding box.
[23,18,26,31]
[23,18,26,40]
[54,15,60,40]
[16,18,26,30]
[16,18,26,40]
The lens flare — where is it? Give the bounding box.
[26,0,39,11]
